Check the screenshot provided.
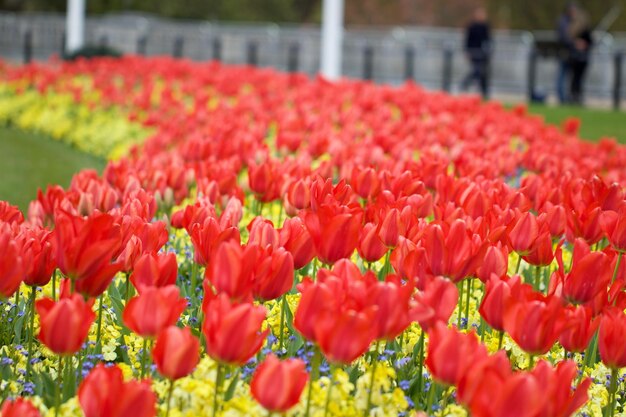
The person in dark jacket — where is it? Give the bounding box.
[461,7,492,99]
[556,2,578,104]
[568,7,593,105]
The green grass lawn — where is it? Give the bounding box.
[526,104,626,144]
[0,126,105,212]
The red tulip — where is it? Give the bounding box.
[171,198,216,230]
[36,294,95,355]
[476,244,508,283]
[0,398,41,417]
[152,326,200,380]
[252,246,294,301]
[189,217,240,266]
[566,205,604,245]
[509,212,539,255]
[205,241,257,301]
[421,220,486,282]
[530,360,590,417]
[390,238,428,284]
[123,286,186,338]
[426,323,487,386]
[503,291,564,355]
[0,225,24,299]
[54,211,122,297]
[250,354,309,413]
[293,279,336,341]
[466,359,589,417]
[314,307,377,364]
[522,231,555,267]
[545,204,567,238]
[117,235,143,273]
[78,363,156,417]
[20,227,56,287]
[562,238,611,304]
[202,293,268,365]
[599,307,626,369]
[0,201,24,225]
[248,160,281,202]
[456,351,512,414]
[247,217,279,249]
[479,275,521,332]
[559,306,599,354]
[117,218,169,272]
[357,222,387,263]
[410,275,458,331]
[130,252,178,290]
[603,206,626,252]
[279,217,315,270]
[369,276,413,340]
[350,166,380,200]
[378,208,402,248]
[302,203,363,265]
[284,178,311,213]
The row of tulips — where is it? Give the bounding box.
[1,56,626,416]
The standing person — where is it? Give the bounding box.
[556,2,578,104]
[568,7,593,105]
[461,7,492,99]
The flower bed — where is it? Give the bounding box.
[1,56,626,417]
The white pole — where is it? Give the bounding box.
[320,0,344,80]
[66,0,85,54]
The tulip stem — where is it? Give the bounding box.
[534,266,541,291]
[140,338,148,378]
[464,279,471,327]
[380,250,391,280]
[479,317,485,342]
[415,332,425,405]
[279,294,287,352]
[52,270,57,301]
[304,378,314,417]
[304,347,321,417]
[25,287,36,385]
[12,291,20,335]
[587,333,598,368]
[497,330,504,351]
[125,272,131,304]
[457,282,464,329]
[323,366,335,417]
[190,260,199,305]
[612,252,623,286]
[364,341,381,416]
[96,294,104,354]
[608,368,618,417]
[212,363,224,417]
[165,379,175,417]
[425,380,436,415]
[55,355,63,417]
[440,386,452,415]
[311,346,322,380]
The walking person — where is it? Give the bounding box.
[556,2,578,104]
[461,7,492,99]
[568,7,593,105]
